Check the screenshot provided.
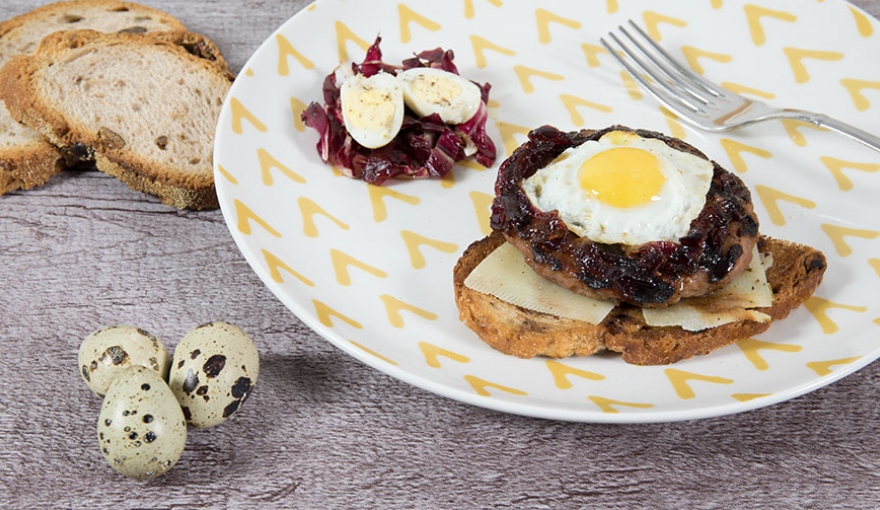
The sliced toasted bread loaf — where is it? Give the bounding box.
[0,0,188,195]
[453,231,827,365]
[0,29,233,209]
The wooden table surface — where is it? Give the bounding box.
[2,1,880,508]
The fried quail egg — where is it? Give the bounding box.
[340,71,405,148]
[397,67,482,124]
[521,130,714,245]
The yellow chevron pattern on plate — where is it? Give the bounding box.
[398,4,441,44]
[803,297,868,334]
[680,45,732,75]
[367,185,420,223]
[334,20,370,62]
[313,299,362,330]
[400,230,458,269]
[262,249,315,287]
[588,396,654,413]
[419,341,470,368]
[754,185,817,226]
[731,393,771,403]
[330,249,388,286]
[784,47,844,84]
[719,139,772,173]
[535,8,582,44]
[470,34,515,69]
[806,357,861,376]
[276,33,314,76]
[546,360,605,389]
[464,375,528,397]
[214,0,880,423]
[350,340,398,366]
[779,119,823,146]
[229,97,268,134]
[819,156,880,190]
[259,148,306,185]
[665,369,734,399]
[744,4,797,46]
[840,79,880,111]
[641,11,687,41]
[380,294,438,328]
[737,338,803,371]
[820,224,879,257]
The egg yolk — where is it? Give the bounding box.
[344,88,398,131]
[408,74,462,107]
[579,147,665,208]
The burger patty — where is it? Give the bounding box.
[489,125,760,307]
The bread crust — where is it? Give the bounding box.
[0,0,190,197]
[0,29,233,209]
[0,0,186,42]
[453,231,827,365]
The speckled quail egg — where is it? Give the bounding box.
[98,365,187,480]
[79,325,171,398]
[168,321,259,428]
[521,129,714,246]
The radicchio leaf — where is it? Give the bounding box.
[301,35,496,185]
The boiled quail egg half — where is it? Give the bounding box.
[396,67,482,124]
[339,67,482,148]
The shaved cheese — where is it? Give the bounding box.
[464,242,616,324]
[641,245,774,331]
[465,241,775,332]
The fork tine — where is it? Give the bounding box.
[600,32,707,117]
[622,20,728,100]
[613,24,716,108]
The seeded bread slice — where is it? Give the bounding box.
[0,29,234,209]
[453,231,827,365]
[0,0,188,195]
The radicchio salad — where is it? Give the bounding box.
[302,37,496,185]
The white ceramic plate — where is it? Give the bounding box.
[214,0,880,422]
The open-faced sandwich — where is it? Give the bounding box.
[453,125,827,365]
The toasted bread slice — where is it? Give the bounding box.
[453,231,827,365]
[0,28,233,209]
[0,0,188,195]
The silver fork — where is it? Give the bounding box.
[600,20,880,153]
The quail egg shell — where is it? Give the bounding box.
[168,321,259,428]
[79,325,171,398]
[98,365,187,480]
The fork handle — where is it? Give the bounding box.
[787,110,880,153]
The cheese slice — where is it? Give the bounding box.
[641,246,773,331]
[464,241,774,331]
[463,242,617,323]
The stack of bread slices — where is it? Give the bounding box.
[0,0,234,209]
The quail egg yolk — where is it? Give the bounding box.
[578,147,665,208]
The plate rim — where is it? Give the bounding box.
[213,0,880,423]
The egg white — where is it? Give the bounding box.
[521,131,714,245]
[339,72,405,149]
[397,67,482,125]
